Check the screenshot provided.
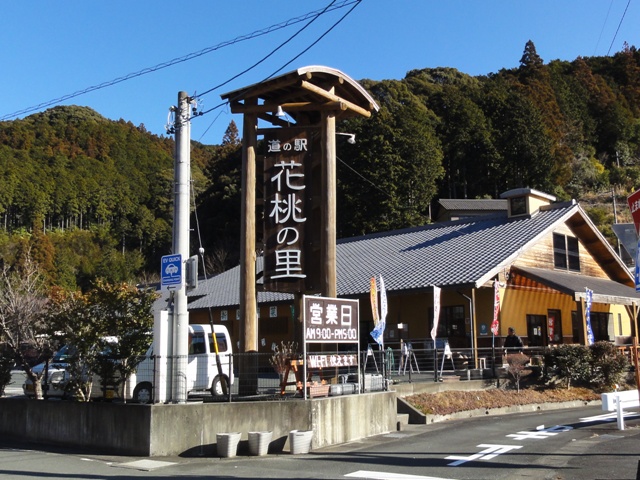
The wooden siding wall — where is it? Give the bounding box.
[513,226,609,279]
[500,287,633,346]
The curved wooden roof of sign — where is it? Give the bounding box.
[220,65,379,126]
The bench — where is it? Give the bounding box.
[601,389,640,430]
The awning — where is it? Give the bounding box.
[511,266,640,306]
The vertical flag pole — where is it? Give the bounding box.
[491,280,501,387]
[431,285,441,382]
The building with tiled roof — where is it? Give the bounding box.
[186,188,640,358]
[435,198,508,222]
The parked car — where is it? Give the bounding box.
[23,325,234,403]
[125,324,234,403]
[22,339,118,399]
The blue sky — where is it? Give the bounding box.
[2,1,639,145]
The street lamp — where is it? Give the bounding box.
[336,132,356,144]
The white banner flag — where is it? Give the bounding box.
[379,275,388,324]
[431,285,441,342]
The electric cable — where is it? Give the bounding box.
[0,0,357,122]
[196,0,339,99]
[195,0,361,120]
[607,0,631,56]
[594,0,615,55]
[337,154,394,201]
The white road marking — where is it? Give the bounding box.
[345,471,455,480]
[445,443,523,466]
[579,411,640,423]
[507,424,573,440]
[113,459,177,471]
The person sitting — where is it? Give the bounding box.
[503,327,524,353]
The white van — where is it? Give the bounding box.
[24,324,234,403]
[126,324,234,403]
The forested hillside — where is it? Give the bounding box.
[2,41,640,290]
[0,106,215,289]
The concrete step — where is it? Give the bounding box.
[396,413,410,430]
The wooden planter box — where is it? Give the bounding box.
[307,383,330,398]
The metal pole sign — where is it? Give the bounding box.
[161,254,183,291]
[302,295,360,399]
[627,188,640,236]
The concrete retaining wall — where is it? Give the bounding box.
[0,392,396,457]
[0,399,152,455]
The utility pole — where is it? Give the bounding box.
[172,91,191,404]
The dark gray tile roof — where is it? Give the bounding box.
[438,198,508,211]
[187,202,580,309]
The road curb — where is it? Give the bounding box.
[423,399,602,424]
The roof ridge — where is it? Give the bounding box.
[338,212,512,245]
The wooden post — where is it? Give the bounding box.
[634,303,639,344]
[240,110,258,353]
[321,110,337,298]
[239,109,258,396]
[579,298,587,345]
[633,337,640,402]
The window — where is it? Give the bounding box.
[510,196,527,216]
[526,314,546,346]
[590,312,611,342]
[438,305,466,339]
[553,233,580,271]
[209,333,228,352]
[571,310,611,343]
[189,334,206,354]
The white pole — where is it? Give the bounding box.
[616,394,625,430]
[172,91,191,404]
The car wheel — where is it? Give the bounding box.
[210,376,228,397]
[133,382,153,404]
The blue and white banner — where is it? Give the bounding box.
[585,287,595,345]
[370,275,387,346]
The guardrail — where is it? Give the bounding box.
[601,389,640,430]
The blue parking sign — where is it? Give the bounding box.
[161,254,183,290]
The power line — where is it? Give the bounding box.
[594,0,614,55]
[261,0,361,80]
[607,0,631,56]
[0,1,357,122]
[196,0,340,99]
[336,155,394,201]
[195,0,362,123]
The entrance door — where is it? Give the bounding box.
[526,314,547,347]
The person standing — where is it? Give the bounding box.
[503,327,524,353]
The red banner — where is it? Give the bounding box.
[490,280,500,336]
[627,188,640,235]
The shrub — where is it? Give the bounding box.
[269,341,299,376]
[588,341,629,390]
[544,344,592,389]
[506,353,530,392]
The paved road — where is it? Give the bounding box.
[1,404,639,479]
[4,370,26,397]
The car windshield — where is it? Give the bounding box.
[51,345,75,363]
